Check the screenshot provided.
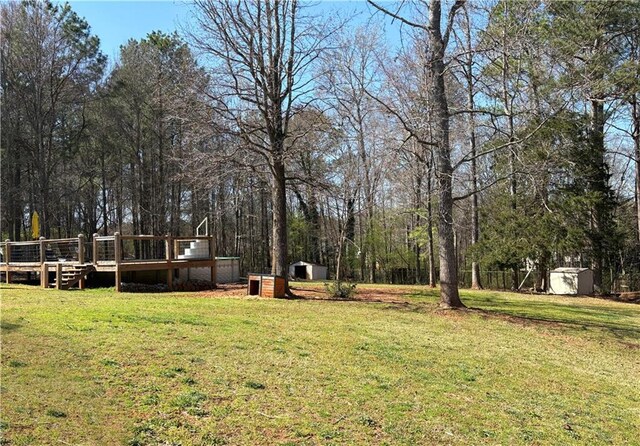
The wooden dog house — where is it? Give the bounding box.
[247,274,285,298]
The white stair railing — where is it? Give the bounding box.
[196,217,208,237]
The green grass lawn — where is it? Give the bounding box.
[1,283,639,445]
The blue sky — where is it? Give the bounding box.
[69,1,192,61]
[68,1,389,63]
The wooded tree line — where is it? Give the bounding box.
[2,0,640,304]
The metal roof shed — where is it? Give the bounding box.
[289,261,328,280]
[549,267,593,295]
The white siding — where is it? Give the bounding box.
[216,258,241,283]
[177,258,241,284]
[309,264,328,280]
[549,268,593,295]
[289,261,328,280]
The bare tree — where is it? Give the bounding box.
[369,0,466,308]
[191,0,328,292]
[318,24,388,283]
[459,4,482,289]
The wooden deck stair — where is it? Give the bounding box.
[51,264,95,290]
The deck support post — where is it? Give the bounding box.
[5,240,11,284]
[114,232,121,291]
[56,263,62,290]
[41,263,49,288]
[165,235,173,290]
[115,267,121,292]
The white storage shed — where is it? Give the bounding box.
[289,261,328,281]
[549,267,593,295]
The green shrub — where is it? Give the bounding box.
[324,280,357,299]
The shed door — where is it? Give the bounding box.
[294,265,307,279]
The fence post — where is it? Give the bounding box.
[39,236,46,264]
[78,234,85,264]
[92,233,98,265]
[114,232,121,292]
[165,235,173,290]
[5,240,11,284]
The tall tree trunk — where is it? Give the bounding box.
[461,5,482,290]
[467,61,482,290]
[356,114,376,283]
[427,0,464,308]
[590,99,607,290]
[415,173,423,283]
[632,97,640,243]
[260,183,270,273]
[101,152,109,235]
[345,197,356,279]
[427,155,436,288]
[271,157,289,291]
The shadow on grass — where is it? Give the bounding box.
[283,286,639,342]
[463,295,640,341]
[0,321,22,331]
[379,290,640,342]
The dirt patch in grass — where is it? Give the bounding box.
[290,284,436,305]
[194,283,247,298]
[196,283,424,304]
[199,283,640,310]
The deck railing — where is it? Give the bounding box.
[1,240,40,263]
[44,237,82,263]
[174,237,213,259]
[93,235,116,265]
[120,235,167,262]
[3,233,214,266]
[2,235,85,264]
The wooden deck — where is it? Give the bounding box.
[1,233,216,291]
